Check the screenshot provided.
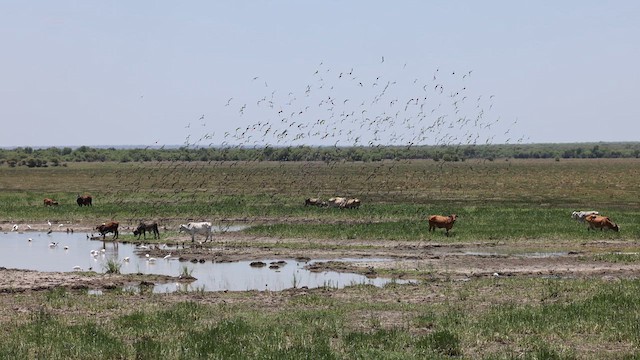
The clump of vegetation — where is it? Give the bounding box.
[179,266,195,280]
[415,329,462,357]
[103,258,122,274]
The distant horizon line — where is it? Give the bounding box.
[1,141,638,150]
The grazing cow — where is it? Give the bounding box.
[43,198,59,206]
[179,222,213,242]
[571,210,599,222]
[305,198,328,207]
[584,214,619,232]
[340,198,361,209]
[96,221,119,240]
[428,214,458,236]
[327,197,347,208]
[77,194,92,207]
[133,222,160,240]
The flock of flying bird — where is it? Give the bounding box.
[208,59,522,149]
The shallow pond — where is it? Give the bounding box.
[0,231,406,293]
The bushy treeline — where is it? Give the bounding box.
[1,142,639,167]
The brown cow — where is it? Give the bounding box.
[77,194,92,207]
[585,214,619,232]
[428,214,458,236]
[96,221,119,240]
[43,198,59,206]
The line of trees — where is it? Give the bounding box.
[1,143,639,167]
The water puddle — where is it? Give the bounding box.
[0,231,407,293]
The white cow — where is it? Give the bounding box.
[571,211,599,222]
[340,198,361,209]
[179,222,213,242]
[327,197,347,208]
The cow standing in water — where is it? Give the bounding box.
[77,194,92,207]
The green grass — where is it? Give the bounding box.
[1,159,639,243]
[2,278,640,358]
[245,206,636,241]
[103,257,122,274]
[592,252,640,263]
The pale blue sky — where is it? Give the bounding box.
[1,1,638,147]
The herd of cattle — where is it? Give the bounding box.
[44,195,92,207]
[94,221,213,242]
[43,196,621,241]
[571,210,619,232]
[423,211,621,236]
[305,197,361,209]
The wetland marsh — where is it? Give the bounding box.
[1,158,639,358]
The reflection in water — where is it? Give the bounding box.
[0,231,408,293]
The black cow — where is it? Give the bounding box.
[133,222,160,240]
[77,194,92,207]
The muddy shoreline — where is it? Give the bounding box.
[2,220,640,292]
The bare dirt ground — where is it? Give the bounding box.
[2,220,639,293]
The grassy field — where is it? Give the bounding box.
[1,278,639,359]
[1,158,638,240]
[1,158,640,358]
